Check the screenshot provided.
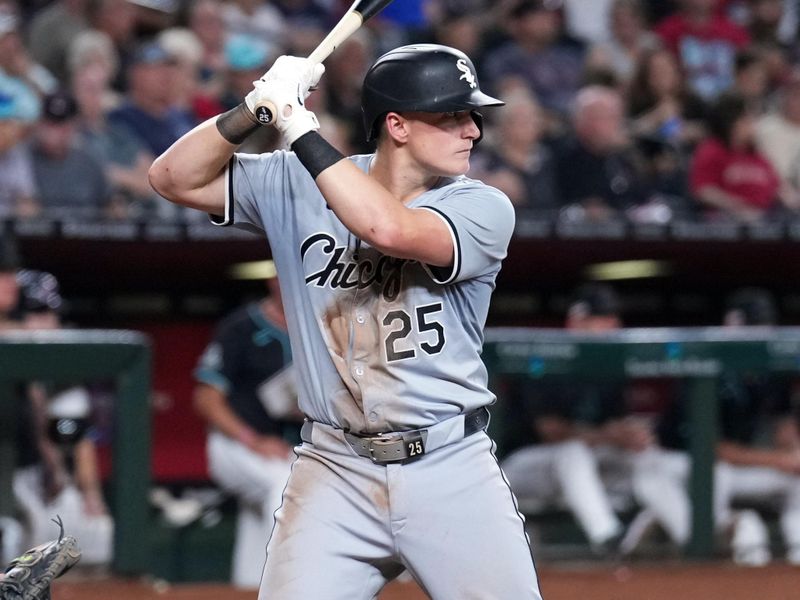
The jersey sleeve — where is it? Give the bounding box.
[209,150,295,233]
[418,181,515,284]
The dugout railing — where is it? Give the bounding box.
[4,327,799,571]
[0,330,151,574]
[482,326,800,558]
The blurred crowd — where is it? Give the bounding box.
[0,0,800,224]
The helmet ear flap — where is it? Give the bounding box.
[368,111,386,142]
[471,110,484,145]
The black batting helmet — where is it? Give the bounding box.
[361,44,503,142]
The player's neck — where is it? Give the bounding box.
[371,148,441,204]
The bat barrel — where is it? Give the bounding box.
[308,10,364,64]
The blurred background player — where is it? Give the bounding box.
[0,236,22,330]
[193,265,300,589]
[629,287,800,565]
[501,283,654,555]
[0,235,23,565]
[12,269,114,567]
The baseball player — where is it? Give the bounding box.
[150,44,543,599]
[500,284,651,555]
[193,272,299,588]
[630,289,800,564]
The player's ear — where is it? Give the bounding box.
[384,112,409,144]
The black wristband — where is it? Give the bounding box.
[216,103,260,145]
[291,131,345,179]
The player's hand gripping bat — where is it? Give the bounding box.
[253,0,395,125]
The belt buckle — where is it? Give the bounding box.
[368,435,402,463]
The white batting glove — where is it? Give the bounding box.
[244,56,326,145]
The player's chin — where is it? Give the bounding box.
[441,153,472,176]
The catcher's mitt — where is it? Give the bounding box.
[0,516,81,600]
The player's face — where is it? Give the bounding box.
[403,110,481,176]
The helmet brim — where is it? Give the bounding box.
[465,89,505,108]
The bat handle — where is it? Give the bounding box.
[252,11,364,126]
[254,100,277,126]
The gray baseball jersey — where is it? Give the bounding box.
[215,151,542,600]
[215,152,514,434]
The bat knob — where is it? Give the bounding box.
[255,105,274,125]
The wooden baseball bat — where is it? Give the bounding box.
[254,0,396,125]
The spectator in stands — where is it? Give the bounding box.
[561,0,615,44]
[127,0,179,35]
[156,27,209,123]
[729,0,794,99]
[67,29,122,111]
[482,0,586,125]
[627,47,707,148]
[747,0,795,47]
[218,34,272,114]
[89,0,140,93]
[31,90,110,219]
[188,0,228,88]
[501,283,653,555]
[629,288,800,566]
[587,0,661,84]
[70,40,160,221]
[625,47,706,211]
[555,85,649,220]
[469,89,558,212]
[0,3,57,97]
[193,269,300,589]
[27,0,90,84]
[655,0,750,101]
[108,40,192,158]
[423,4,487,74]
[12,269,115,566]
[222,0,286,47]
[756,70,800,191]
[158,26,224,123]
[733,49,770,113]
[0,75,38,220]
[689,92,800,221]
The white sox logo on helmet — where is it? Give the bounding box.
[456,59,476,89]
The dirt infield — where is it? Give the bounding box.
[53,562,798,600]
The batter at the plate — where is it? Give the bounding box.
[150,43,543,600]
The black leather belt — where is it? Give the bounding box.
[300,406,490,465]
